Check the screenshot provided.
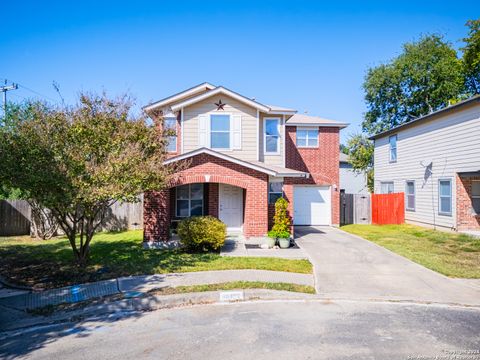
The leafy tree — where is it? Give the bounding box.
[345,134,374,192]
[339,144,349,155]
[363,34,465,135]
[0,94,178,264]
[462,19,480,95]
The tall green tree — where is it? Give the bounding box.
[0,94,178,264]
[344,134,374,192]
[362,34,465,135]
[462,19,480,95]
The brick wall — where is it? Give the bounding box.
[284,126,340,226]
[456,174,480,230]
[143,153,269,242]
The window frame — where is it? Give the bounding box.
[389,135,397,163]
[471,180,480,214]
[380,181,394,194]
[175,184,204,218]
[405,180,415,211]
[164,116,177,153]
[209,113,231,150]
[268,179,284,204]
[438,178,452,216]
[296,127,319,148]
[264,117,281,155]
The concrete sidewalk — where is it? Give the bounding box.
[0,270,314,311]
[221,236,308,259]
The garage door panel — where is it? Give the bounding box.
[293,186,331,225]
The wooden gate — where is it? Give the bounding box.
[340,192,371,225]
[0,200,31,236]
[371,193,405,225]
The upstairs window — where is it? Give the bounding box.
[264,118,280,154]
[210,114,230,149]
[268,181,283,204]
[389,135,397,162]
[472,181,480,214]
[297,128,319,148]
[438,179,452,216]
[405,180,415,211]
[164,117,177,152]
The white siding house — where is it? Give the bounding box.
[371,96,480,232]
[339,153,368,194]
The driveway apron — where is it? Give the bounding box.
[295,226,480,305]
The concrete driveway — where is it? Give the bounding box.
[295,226,480,305]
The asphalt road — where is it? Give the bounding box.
[2,300,479,360]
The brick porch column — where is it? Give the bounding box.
[207,183,219,218]
[244,181,269,238]
[143,189,170,243]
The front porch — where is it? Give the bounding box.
[456,172,480,231]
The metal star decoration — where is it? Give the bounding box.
[214,99,226,110]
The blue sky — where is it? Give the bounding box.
[1,0,477,143]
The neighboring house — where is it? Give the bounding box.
[339,153,368,194]
[142,83,348,244]
[371,95,480,232]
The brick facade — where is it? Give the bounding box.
[456,174,480,230]
[144,153,269,242]
[284,126,340,226]
[144,125,341,243]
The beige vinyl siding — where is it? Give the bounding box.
[373,103,480,230]
[182,94,258,161]
[258,112,284,166]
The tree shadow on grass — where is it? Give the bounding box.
[0,234,223,289]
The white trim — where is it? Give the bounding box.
[285,122,348,128]
[164,148,307,177]
[282,115,286,166]
[143,83,215,112]
[171,87,270,112]
[296,127,319,148]
[180,107,184,153]
[438,178,453,216]
[263,117,281,155]
[405,180,416,212]
[256,110,260,161]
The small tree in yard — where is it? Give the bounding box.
[0,94,177,265]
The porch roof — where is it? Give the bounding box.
[164,148,309,178]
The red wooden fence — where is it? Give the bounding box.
[371,193,405,225]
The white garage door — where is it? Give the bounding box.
[293,186,331,225]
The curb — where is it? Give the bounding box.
[0,289,315,336]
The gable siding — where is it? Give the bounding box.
[373,103,480,230]
[182,94,258,161]
[258,112,284,166]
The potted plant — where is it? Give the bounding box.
[277,230,291,249]
[266,230,278,248]
[269,197,292,249]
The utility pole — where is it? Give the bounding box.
[1,80,18,114]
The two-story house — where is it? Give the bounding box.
[142,83,348,245]
[371,95,480,233]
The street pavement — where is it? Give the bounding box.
[1,300,479,360]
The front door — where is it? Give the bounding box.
[219,184,243,231]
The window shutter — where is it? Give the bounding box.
[198,115,208,148]
[232,114,242,150]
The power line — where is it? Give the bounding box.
[17,83,57,102]
[1,80,18,114]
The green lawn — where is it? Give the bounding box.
[341,224,480,278]
[0,230,312,289]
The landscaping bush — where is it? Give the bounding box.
[268,197,291,239]
[177,216,227,252]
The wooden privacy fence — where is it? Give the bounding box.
[371,192,405,225]
[340,192,371,225]
[0,197,143,237]
[0,200,31,236]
